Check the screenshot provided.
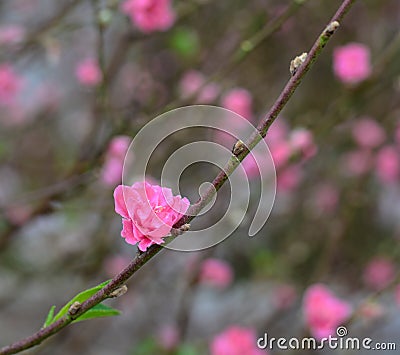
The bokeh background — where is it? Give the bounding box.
[0,0,399,354]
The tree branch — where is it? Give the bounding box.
[0,0,356,354]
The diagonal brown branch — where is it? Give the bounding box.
[0,0,356,354]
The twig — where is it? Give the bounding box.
[0,1,356,354]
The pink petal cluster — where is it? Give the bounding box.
[333,43,372,84]
[0,25,25,46]
[352,117,386,149]
[75,58,102,87]
[121,0,176,33]
[210,326,265,355]
[0,64,22,106]
[179,70,220,104]
[375,145,400,183]
[114,182,190,251]
[101,136,131,187]
[303,284,352,340]
[199,258,233,289]
[221,88,253,120]
[363,257,396,291]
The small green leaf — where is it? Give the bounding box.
[52,280,111,323]
[72,303,120,323]
[43,305,56,328]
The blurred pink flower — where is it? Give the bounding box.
[313,183,339,214]
[75,58,102,87]
[303,284,352,340]
[210,326,265,355]
[114,182,190,251]
[221,88,253,120]
[352,118,386,149]
[199,258,233,289]
[101,136,131,187]
[277,164,302,192]
[363,257,396,291]
[289,128,318,160]
[273,283,297,310]
[342,149,372,176]
[270,141,292,169]
[0,25,25,46]
[375,145,400,183]
[0,64,22,105]
[179,70,220,104]
[333,43,371,84]
[157,324,180,350]
[121,0,176,33]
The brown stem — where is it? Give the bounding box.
[0,1,356,354]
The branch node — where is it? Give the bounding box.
[109,285,128,298]
[68,301,81,316]
[232,140,246,156]
[290,52,308,76]
[325,21,340,35]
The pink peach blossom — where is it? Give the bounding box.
[352,118,386,149]
[210,326,265,355]
[375,145,400,183]
[114,182,190,251]
[179,70,220,104]
[363,257,396,291]
[0,25,25,46]
[342,149,372,176]
[289,128,317,160]
[121,0,176,33]
[0,64,22,105]
[101,136,131,187]
[333,43,371,84]
[75,58,102,87]
[221,88,253,120]
[199,258,233,289]
[303,284,352,340]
